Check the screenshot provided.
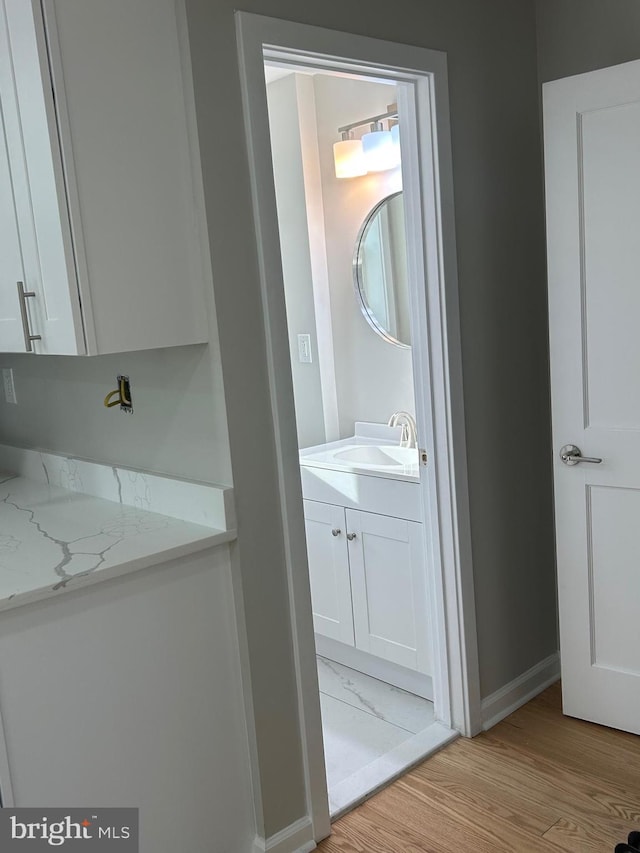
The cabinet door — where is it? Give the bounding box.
[303,500,354,646]
[41,0,209,354]
[347,509,430,673]
[1,0,84,355]
[0,77,27,352]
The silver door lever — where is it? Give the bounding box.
[560,444,602,466]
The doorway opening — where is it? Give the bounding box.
[265,63,446,817]
[236,13,480,843]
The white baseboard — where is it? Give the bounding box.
[253,817,315,853]
[481,652,560,731]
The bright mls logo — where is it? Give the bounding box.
[0,809,138,850]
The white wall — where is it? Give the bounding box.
[0,344,232,485]
[267,74,328,449]
[269,72,416,445]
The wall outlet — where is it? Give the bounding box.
[118,375,132,413]
[2,369,17,405]
[297,334,312,364]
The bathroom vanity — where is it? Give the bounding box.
[300,423,432,699]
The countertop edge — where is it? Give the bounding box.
[0,528,238,615]
[300,456,420,483]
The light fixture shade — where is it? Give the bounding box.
[333,138,366,179]
[362,126,399,172]
[391,123,400,154]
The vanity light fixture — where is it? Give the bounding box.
[333,130,366,179]
[334,104,400,178]
[391,123,400,157]
[362,121,397,172]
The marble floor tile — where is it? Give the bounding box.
[328,722,458,818]
[317,656,435,734]
[319,693,412,790]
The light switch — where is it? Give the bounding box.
[297,334,312,364]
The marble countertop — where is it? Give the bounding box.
[0,472,234,613]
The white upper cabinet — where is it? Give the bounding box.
[0,0,209,355]
[0,73,29,353]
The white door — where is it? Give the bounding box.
[347,509,430,673]
[544,59,640,735]
[303,500,354,646]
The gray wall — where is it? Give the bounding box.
[185,0,555,840]
[536,0,640,83]
[0,345,232,484]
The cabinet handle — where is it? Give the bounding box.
[346,532,357,541]
[331,528,341,537]
[17,282,41,352]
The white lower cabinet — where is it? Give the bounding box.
[0,547,254,852]
[304,499,430,675]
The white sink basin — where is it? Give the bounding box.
[299,432,420,481]
[332,445,417,468]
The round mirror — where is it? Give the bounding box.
[353,192,410,348]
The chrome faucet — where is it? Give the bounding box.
[387,411,418,448]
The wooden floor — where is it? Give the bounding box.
[317,683,640,852]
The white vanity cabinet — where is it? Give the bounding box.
[304,499,430,676]
[0,0,209,355]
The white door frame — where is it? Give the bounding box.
[236,12,481,842]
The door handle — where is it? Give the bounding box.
[17,281,41,352]
[346,532,357,541]
[560,444,602,466]
[331,528,341,537]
